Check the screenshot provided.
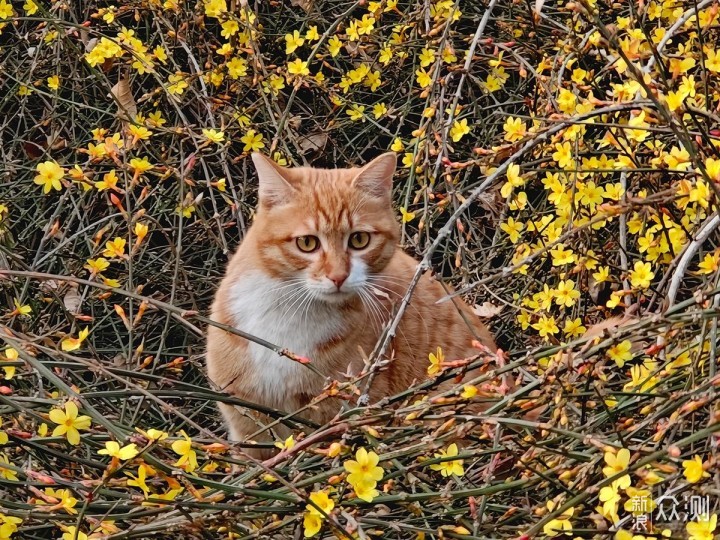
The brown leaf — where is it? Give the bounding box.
[472,302,503,318]
[63,285,82,314]
[298,131,328,154]
[291,0,313,13]
[110,78,137,121]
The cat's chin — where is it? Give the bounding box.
[315,289,357,304]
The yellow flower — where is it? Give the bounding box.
[129,157,153,174]
[373,102,387,119]
[501,163,525,197]
[449,119,470,142]
[563,318,586,337]
[61,327,90,352]
[429,443,464,477]
[128,125,152,141]
[344,447,384,487]
[305,25,319,41]
[418,47,435,67]
[0,0,14,19]
[328,35,342,57]
[623,486,656,516]
[84,257,109,275]
[49,402,92,445]
[134,222,149,245]
[629,260,654,289]
[226,56,247,79]
[43,487,78,514]
[550,244,575,266]
[427,346,444,375]
[154,45,167,63]
[379,45,392,64]
[12,298,32,317]
[287,58,310,77]
[356,14,375,34]
[593,266,610,283]
[390,138,404,152]
[503,116,527,141]
[203,0,226,17]
[532,315,559,339]
[167,73,188,95]
[687,514,717,540]
[552,141,574,169]
[399,207,415,223]
[47,75,60,90]
[102,237,127,259]
[415,67,432,88]
[500,217,523,243]
[607,340,633,368]
[171,430,198,472]
[220,19,238,38]
[202,128,225,144]
[683,455,710,483]
[460,385,478,399]
[24,0,38,14]
[346,104,365,122]
[95,169,119,191]
[274,435,295,451]
[2,347,18,380]
[61,526,88,540]
[141,428,169,441]
[240,129,265,152]
[126,464,151,496]
[34,160,65,194]
[307,490,335,516]
[542,503,574,537]
[0,452,18,480]
[554,279,579,308]
[602,448,630,478]
[285,30,305,55]
[598,479,625,523]
[353,479,380,502]
[303,512,322,537]
[98,441,140,461]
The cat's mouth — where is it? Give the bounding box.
[315,288,356,303]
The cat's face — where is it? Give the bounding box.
[250,153,399,303]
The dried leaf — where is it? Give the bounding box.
[63,286,82,314]
[110,78,137,121]
[473,302,503,318]
[290,0,313,13]
[298,132,328,154]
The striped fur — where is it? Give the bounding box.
[206,153,499,457]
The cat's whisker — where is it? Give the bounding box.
[268,278,306,294]
[278,287,311,320]
[286,288,315,322]
[359,286,389,328]
[357,289,382,331]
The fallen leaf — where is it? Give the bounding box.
[473,302,503,318]
[291,0,313,13]
[110,77,137,121]
[63,286,82,314]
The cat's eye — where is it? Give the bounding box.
[348,231,371,250]
[296,235,320,253]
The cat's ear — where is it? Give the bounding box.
[252,153,296,208]
[352,152,396,200]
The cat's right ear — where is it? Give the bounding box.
[252,153,296,208]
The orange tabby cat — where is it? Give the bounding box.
[206,152,504,457]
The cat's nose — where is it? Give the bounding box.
[329,273,348,290]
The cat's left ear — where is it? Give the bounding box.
[252,152,297,208]
[352,152,396,200]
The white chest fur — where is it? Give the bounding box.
[228,274,343,402]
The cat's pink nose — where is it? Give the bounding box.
[329,274,348,290]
